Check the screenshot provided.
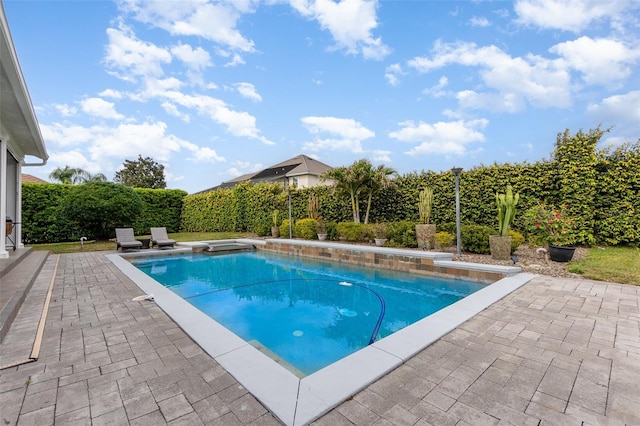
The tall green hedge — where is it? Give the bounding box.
[21,183,186,243]
[180,128,639,246]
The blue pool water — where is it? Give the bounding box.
[131,251,484,375]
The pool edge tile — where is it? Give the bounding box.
[294,346,402,426]
[216,345,300,426]
[107,249,538,426]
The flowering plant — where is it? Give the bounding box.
[523,202,576,246]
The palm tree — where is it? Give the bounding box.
[49,166,106,184]
[362,163,396,224]
[49,166,89,184]
[322,163,367,223]
[321,159,387,223]
[85,173,108,183]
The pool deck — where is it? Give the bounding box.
[1,250,639,425]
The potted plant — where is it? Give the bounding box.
[490,185,519,260]
[415,187,436,250]
[271,210,280,238]
[523,202,577,262]
[316,216,327,240]
[371,223,388,246]
[307,194,327,240]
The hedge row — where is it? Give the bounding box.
[21,183,186,243]
[180,129,639,246]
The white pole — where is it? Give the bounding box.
[1,138,8,258]
[451,167,463,259]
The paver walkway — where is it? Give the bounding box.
[1,252,638,425]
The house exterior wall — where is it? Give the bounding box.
[288,174,331,189]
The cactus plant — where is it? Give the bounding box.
[308,194,319,219]
[496,185,519,237]
[418,187,433,224]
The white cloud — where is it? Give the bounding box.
[226,160,264,177]
[159,91,272,143]
[170,43,212,70]
[40,123,94,147]
[423,76,449,98]
[104,25,172,81]
[588,90,640,123]
[236,82,263,102]
[385,63,403,86]
[226,167,244,178]
[371,149,391,163]
[48,150,104,175]
[41,118,232,178]
[85,121,188,162]
[388,119,488,156]
[99,89,123,99]
[550,36,640,86]
[587,91,640,146]
[54,104,77,117]
[514,0,634,32]
[407,41,572,111]
[161,101,191,122]
[117,0,256,53]
[301,116,375,153]
[181,143,226,163]
[290,0,389,60]
[469,16,491,27]
[80,98,125,120]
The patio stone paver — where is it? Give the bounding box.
[0,252,639,425]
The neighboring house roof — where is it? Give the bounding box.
[196,154,333,193]
[21,173,47,183]
[0,2,48,162]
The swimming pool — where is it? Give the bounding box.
[108,239,534,425]
[130,251,484,376]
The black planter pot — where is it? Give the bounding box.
[548,245,576,262]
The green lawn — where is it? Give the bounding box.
[569,246,640,285]
[28,231,253,254]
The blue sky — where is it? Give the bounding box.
[6,0,640,193]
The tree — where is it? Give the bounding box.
[362,163,396,224]
[49,166,107,184]
[49,166,90,184]
[85,172,108,183]
[114,155,166,189]
[60,181,143,240]
[321,159,388,223]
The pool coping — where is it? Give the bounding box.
[107,241,536,426]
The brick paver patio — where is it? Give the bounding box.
[1,252,638,425]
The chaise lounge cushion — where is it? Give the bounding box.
[150,227,176,248]
[115,228,143,251]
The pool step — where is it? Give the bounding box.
[203,243,256,254]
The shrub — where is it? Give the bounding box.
[326,221,339,241]
[402,227,418,248]
[254,220,271,237]
[438,222,457,234]
[387,221,417,247]
[368,223,388,239]
[435,231,455,248]
[280,219,295,238]
[336,222,366,241]
[296,218,318,240]
[509,230,525,253]
[461,224,495,254]
[60,182,143,240]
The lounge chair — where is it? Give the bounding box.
[115,228,143,251]
[150,227,176,249]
